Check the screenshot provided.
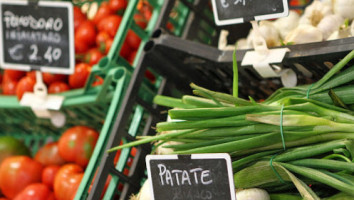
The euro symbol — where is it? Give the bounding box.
[8,44,24,61]
[221,0,229,8]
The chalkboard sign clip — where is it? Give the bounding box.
[177,154,191,161]
[20,71,66,128]
[28,0,39,7]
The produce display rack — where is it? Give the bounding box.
[148,32,354,100]
[2,0,354,199]
[87,0,354,199]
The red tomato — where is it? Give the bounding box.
[0,72,2,83]
[48,81,70,94]
[73,6,87,31]
[89,172,111,199]
[13,183,55,200]
[92,76,104,87]
[58,126,99,167]
[75,20,97,48]
[104,38,114,54]
[75,39,90,54]
[166,21,174,31]
[0,198,8,200]
[54,164,84,200]
[145,69,156,84]
[113,140,123,165]
[26,71,36,81]
[34,142,66,166]
[134,13,148,29]
[85,48,104,65]
[108,0,127,12]
[120,41,132,59]
[41,165,60,190]
[126,30,141,50]
[130,147,137,157]
[16,76,35,100]
[0,156,43,199]
[98,15,122,37]
[42,72,67,85]
[127,50,137,64]
[68,63,92,89]
[93,2,114,25]
[96,31,111,48]
[2,79,17,95]
[138,1,152,20]
[3,69,26,81]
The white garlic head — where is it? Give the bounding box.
[299,0,333,26]
[273,10,300,40]
[317,14,344,39]
[284,24,323,44]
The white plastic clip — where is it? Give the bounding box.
[20,71,66,127]
[241,21,296,87]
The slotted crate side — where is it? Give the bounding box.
[85,48,179,199]
[148,33,354,100]
[74,0,192,198]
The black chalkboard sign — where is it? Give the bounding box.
[146,154,236,200]
[211,0,289,25]
[0,1,74,74]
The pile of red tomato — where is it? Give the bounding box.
[0,126,99,200]
[0,125,137,200]
[0,0,153,100]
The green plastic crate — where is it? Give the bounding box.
[72,0,193,199]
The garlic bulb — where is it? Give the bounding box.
[235,188,270,200]
[273,10,300,40]
[130,180,151,200]
[321,0,333,8]
[333,0,354,20]
[299,0,332,27]
[327,24,351,40]
[284,24,323,44]
[236,38,250,50]
[246,21,281,48]
[317,14,344,39]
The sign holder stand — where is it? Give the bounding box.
[20,71,66,128]
[241,21,297,87]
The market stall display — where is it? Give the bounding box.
[1,0,354,199]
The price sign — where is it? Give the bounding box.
[211,0,289,25]
[0,0,74,74]
[146,154,236,200]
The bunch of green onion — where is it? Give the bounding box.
[110,50,354,199]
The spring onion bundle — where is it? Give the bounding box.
[111,50,354,198]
